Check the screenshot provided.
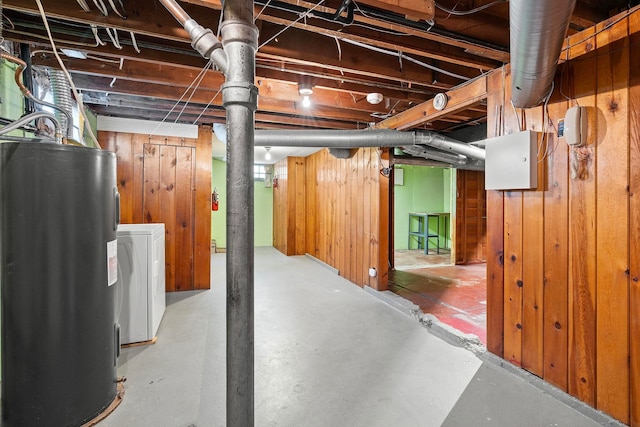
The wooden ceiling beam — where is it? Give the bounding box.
[88,102,355,129]
[3,0,219,42]
[256,23,469,88]
[35,55,408,115]
[71,74,378,124]
[6,0,496,75]
[355,0,434,21]
[375,75,487,130]
[182,0,508,63]
[255,9,497,71]
[8,14,457,90]
[255,67,434,103]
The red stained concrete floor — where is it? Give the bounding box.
[390,249,487,344]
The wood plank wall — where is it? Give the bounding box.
[272,148,390,290]
[273,157,306,255]
[101,126,211,292]
[485,10,640,424]
[454,170,487,264]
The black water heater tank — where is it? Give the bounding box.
[0,142,120,426]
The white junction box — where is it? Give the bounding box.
[116,223,166,345]
[485,130,539,190]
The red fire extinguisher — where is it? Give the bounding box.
[212,188,219,211]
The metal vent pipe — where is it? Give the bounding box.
[49,69,74,139]
[510,0,576,108]
[254,128,485,162]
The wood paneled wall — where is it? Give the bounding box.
[101,126,211,292]
[273,157,306,255]
[454,170,487,264]
[486,11,640,425]
[272,148,390,290]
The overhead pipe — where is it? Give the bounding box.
[401,145,485,171]
[157,0,229,74]
[160,0,258,425]
[255,128,415,147]
[0,52,73,139]
[254,129,485,167]
[415,131,485,160]
[0,111,62,143]
[510,0,576,108]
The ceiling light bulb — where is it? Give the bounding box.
[265,146,272,160]
[302,95,311,108]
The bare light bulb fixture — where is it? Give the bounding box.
[298,84,313,108]
[265,146,272,161]
[366,92,383,105]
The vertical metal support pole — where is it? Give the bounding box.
[220,1,258,425]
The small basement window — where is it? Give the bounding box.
[254,164,267,181]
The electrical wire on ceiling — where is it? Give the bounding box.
[92,0,109,16]
[255,0,274,21]
[561,6,639,52]
[256,57,434,95]
[91,24,106,46]
[333,36,342,61]
[192,87,222,125]
[339,37,470,80]
[258,0,326,50]
[559,49,579,106]
[77,0,91,12]
[435,0,508,16]
[538,81,556,162]
[105,27,122,49]
[33,49,122,64]
[130,32,141,53]
[106,0,126,19]
[35,0,101,148]
[148,59,215,136]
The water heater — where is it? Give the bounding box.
[0,142,120,426]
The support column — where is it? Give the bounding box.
[221,6,258,427]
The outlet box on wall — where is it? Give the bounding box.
[485,130,538,190]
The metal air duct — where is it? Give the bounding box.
[49,69,74,139]
[254,128,485,169]
[510,0,576,108]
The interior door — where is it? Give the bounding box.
[455,170,487,264]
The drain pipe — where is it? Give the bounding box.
[158,0,228,74]
[160,0,257,425]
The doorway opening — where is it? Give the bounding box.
[389,165,488,344]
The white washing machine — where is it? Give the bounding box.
[116,223,166,345]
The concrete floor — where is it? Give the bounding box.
[102,247,615,427]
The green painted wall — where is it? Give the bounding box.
[82,107,98,147]
[211,158,274,248]
[394,165,452,251]
[1,59,26,137]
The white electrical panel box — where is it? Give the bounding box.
[116,223,166,344]
[485,130,538,190]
